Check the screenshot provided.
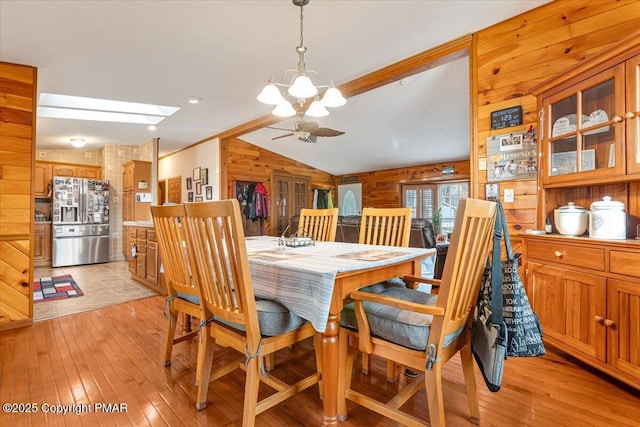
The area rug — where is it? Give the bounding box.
[34,275,84,302]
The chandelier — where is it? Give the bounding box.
[257,0,346,118]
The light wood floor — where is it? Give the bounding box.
[1,296,638,426]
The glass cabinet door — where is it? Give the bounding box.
[627,53,640,175]
[543,64,625,184]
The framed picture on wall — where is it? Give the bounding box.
[195,196,203,202]
[201,168,208,185]
[485,183,499,201]
[193,167,201,181]
[187,192,194,202]
[196,181,202,195]
[186,177,192,190]
[206,186,213,200]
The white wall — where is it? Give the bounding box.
[158,138,220,202]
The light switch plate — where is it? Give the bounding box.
[504,189,515,203]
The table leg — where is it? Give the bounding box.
[322,311,340,426]
[182,313,192,334]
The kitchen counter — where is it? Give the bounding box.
[123,220,154,228]
[35,221,52,224]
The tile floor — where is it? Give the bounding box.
[33,261,158,322]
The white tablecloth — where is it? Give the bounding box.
[245,236,434,332]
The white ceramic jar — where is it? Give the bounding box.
[589,196,627,240]
[554,202,588,236]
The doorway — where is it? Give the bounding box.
[167,176,181,204]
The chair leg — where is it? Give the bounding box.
[361,352,370,375]
[163,308,179,366]
[242,350,261,427]
[460,343,480,424]
[264,353,275,372]
[194,328,204,387]
[313,334,323,399]
[425,362,445,427]
[195,329,215,410]
[386,360,399,383]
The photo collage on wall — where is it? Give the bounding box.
[187,166,212,202]
[486,125,537,182]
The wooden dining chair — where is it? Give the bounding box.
[182,199,320,425]
[359,207,412,247]
[151,204,204,381]
[355,206,412,377]
[337,198,497,427]
[297,207,339,241]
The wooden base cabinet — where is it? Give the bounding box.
[33,224,51,267]
[126,225,163,295]
[524,235,640,389]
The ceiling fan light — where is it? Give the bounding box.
[305,98,329,117]
[272,100,297,117]
[257,81,284,105]
[70,138,86,148]
[321,86,346,108]
[288,75,318,98]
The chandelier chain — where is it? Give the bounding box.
[299,4,304,49]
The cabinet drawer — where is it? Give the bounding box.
[34,224,47,233]
[128,227,137,238]
[147,230,156,242]
[527,240,605,271]
[137,228,147,239]
[610,251,640,279]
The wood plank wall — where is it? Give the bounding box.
[474,0,640,238]
[221,137,334,233]
[334,160,470,209]
[0,61,37,330]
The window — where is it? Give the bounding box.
[402,181,469,234]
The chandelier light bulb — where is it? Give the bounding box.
[257,80,284,105]
[288,75,318,99]
[321,83,346,108]
[305,97,329,117]
[272,100,297,117]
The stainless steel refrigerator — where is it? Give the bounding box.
[51,176,110,267]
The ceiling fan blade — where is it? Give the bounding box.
[305,134,318,143]
[312,128,345,137]
[267,126,295,132]
[271,133,294,140]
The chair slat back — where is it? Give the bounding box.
[359,207,412,247]
[433,198,496,339]
[183,200,260,333]
[298,208,339,242]
[151,204,199,299]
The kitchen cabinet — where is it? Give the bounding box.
[523,235,640,389]
[34,163,52,198]
[76,166,101,179]
[126,225,163,294]
[52,164,77,177]
[532,35,640,188]
[122,160,152,222]
[33,223,51,267]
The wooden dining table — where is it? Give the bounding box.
[245,236,435,426]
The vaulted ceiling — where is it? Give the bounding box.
[0,0,549,175]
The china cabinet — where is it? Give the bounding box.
[526,31,640,390]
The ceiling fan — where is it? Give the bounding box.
[267,120,345,143]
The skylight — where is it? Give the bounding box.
[37,93,180,125]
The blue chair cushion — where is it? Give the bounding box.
[218,298,306,337]
[176,292,200,305]
[341,287,463,351]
